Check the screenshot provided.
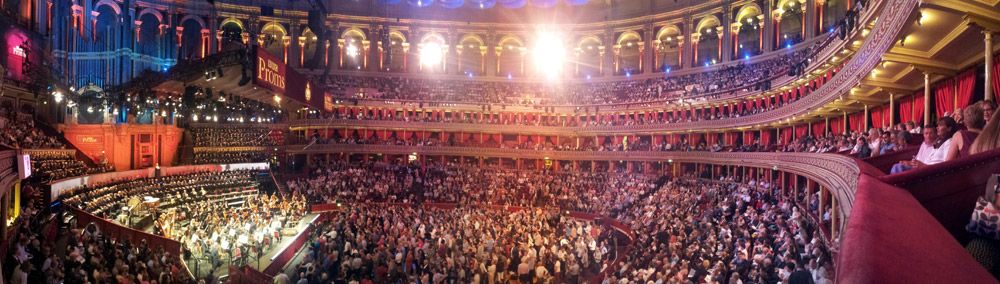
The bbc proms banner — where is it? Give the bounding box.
[254,46,325,111]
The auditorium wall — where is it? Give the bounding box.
[61,123,183,172]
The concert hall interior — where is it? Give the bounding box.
[1,0,1000,283]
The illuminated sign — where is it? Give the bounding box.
[17,154,31,179]
[12,45,25,58]
[78,136,101,144]
[255,48,286,92]
[323,92,334,112]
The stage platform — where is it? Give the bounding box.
[182,213,320,280]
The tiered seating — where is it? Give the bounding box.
[0,117,64,149]
[191,125,284,147]
[317,42,824,105]
[194,150,268,164]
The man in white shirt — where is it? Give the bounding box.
[891,126,948,174]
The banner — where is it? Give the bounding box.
[254,46,286,94]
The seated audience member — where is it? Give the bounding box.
[945,104,984,160]
[891,130,913,152]
[878,131,896,155]
[969,103,1000,155]
[982,100,997,122]
[866,129,882,156]
[851,137,872,158]
[906,121,921,134]
[891,125,949,174]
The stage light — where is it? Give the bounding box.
[586,74,591,79]
[533,34,566,79]
[421,42,442,67]
[53,92,63,103]
[346,45,359,57]
[274,95,282,103]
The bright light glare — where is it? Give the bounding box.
[533,34,565,79]
[346,45,359,57]
[421,42,442,67]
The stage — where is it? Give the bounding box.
[182,213,320,279]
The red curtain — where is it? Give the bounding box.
[795,125,808,139]
[899,97,913,123]
[914,93,925,125]
[743,131,754,145]
[994,55,1000,102]
[830,117,842,134]
[849,113,863,132]
[871,107,884,128]
[955,69,976,110]
[812,122,825,137]
[761,130,772,146]
[780,128,793,144]
[706,133,719,145]
[934,79,955,117]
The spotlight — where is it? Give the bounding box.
[421,42,442,67]
[533,33,566,79]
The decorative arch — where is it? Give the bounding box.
[497,35,524,48]
[137,8,163,24]
[616,31,641,45]
[695,16,721,34]
[735,4,763,22]
[776,0,800,10]
[179,14,206,30]
[418,32,445,44]
[389,30,407,43]
[94,0,121,17]
[220,17,243,30]
[261,22,287,37]
[342,27,366,41]
[458,34,485,46]
[656,25,681,41]
[577,35,602,49]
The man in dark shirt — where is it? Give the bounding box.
[787,262,814,284]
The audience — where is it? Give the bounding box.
[194,150,268,164]
[945,103,985,160]
[0,118,64,149]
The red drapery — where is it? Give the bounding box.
[871,107,884,128]
[780,128,793,144]
[743,131,754,145]
[914,93,925,125]
[849,113,863,132]
[812,122,825,137]
[830,117,843,134]
[955,69,976,110]
[706,133,719,145]
[795,125,808,139]
[934,79,955,117]
[994,55,1000,102]
[761,130,772,146]
[899,97,913,123]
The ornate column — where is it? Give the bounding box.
[924,72,932,124]
[200,29,209,58]
[986,31,995,101]
[716,26,724,62]
[772,9,783,50]
[298,36,307,67]
[643,23,654,74]
[863,104,869,132]
[282,35,291,64]
[801,0,810,39]
[758,14,766,52]
[731,22,741,59]
[691,33,700,66]
[486,27,497,76]
[603,28,614,77]
[816,0,826,35]
[175,26,184,58]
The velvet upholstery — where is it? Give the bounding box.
[878,147,1000,243]
[838,174,997,284]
